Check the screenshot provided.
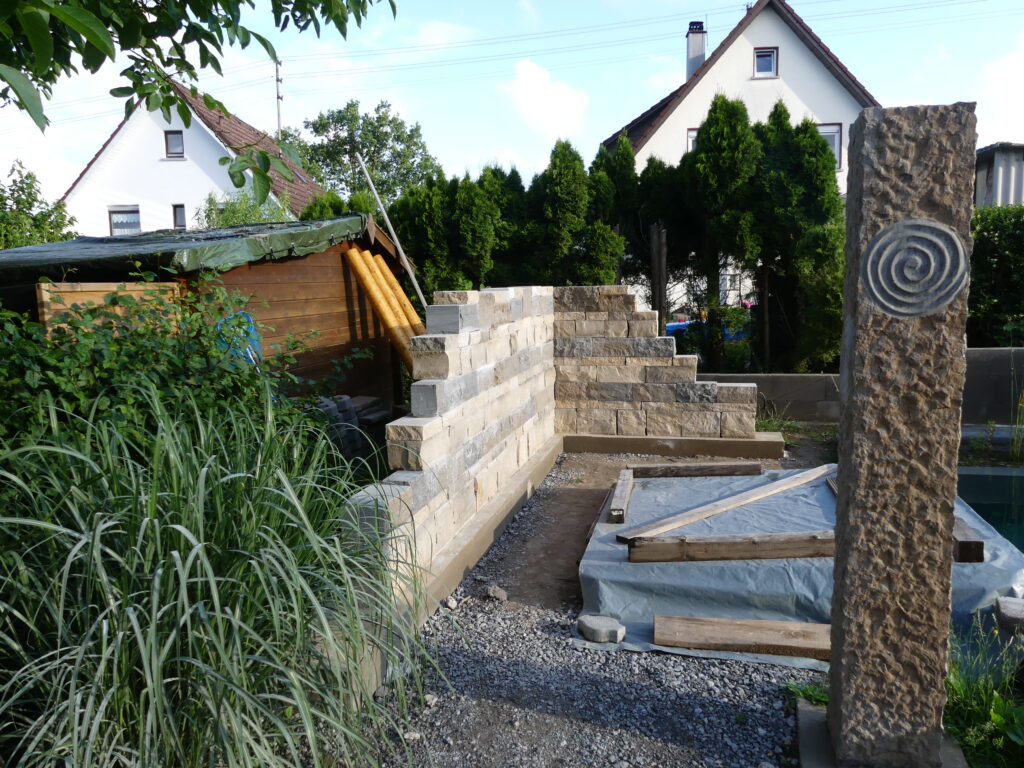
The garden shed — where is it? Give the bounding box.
[0,215,412,411]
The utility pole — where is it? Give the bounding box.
[274,60,283,136]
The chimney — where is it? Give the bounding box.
[686,21,707,81]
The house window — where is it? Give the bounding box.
[817,123,842,170]
[754,47,778,78]
[164,130,184,158]
[687,128,699,153]
[172,204,186,230]
[109,206,141,236]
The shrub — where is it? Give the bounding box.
[968,205,1024,347]
[0,385,424,767]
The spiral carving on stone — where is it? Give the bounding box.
[861,218,967,318]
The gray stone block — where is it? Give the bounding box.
[554,286,600,312]
[577,614,625,643]
[676,382,719,403]
[554,337,592,357]
[586,381,632,401]
[426,303,479,334]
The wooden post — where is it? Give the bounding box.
[373,252,426,336]
[344,248,414,371]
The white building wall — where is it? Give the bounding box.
[64,108,240,236]
[636,6,865,194]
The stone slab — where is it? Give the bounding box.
[562,432,784,459]
[577,614,626,643]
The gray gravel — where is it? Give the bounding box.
[380,455,824,768]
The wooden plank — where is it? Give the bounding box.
[227,282,345,302]
[219,264,347,286]
[616,463,837,543]
[628,461,762,478]
[825,473,983,562]
[826,475,838,496]
[36,281,181,328]
[953,517,985,563]
[629,530,835,563]
[654,615,831,660]
[608,469,633,524]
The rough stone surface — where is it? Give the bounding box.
[995,596,1024,634]
[830,103,976,768]
[576,614,626,643]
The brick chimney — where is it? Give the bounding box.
[686,21,707,81]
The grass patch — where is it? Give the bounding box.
[755,398,800,435]
[0,384,425,767]
[784,678,829,706]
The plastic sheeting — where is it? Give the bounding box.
[576,468,1024,668]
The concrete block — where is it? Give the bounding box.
[721,411,756,438]
[676,381,719,403]
[385,416,443,443]
[628,320,658,338]
[596,292,636,311]
[557,310,585,321]
[645,365,696,383]
[632,383,677,402]
[410,380,448,417]
[554,286,600,312]
[617,409,646,436]
[594,365,646,383]
[717,382,758,404]
[426,303,480,334]
[576,408,616,435]
[678,411,722,437]
[585,381,633,401]
[645,410,681,437]
[553,319,576,337]
[577,614,625,643]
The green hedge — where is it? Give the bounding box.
[969,205,1024,347]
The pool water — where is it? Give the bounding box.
[957,467,1024,552]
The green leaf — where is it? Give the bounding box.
[249,31,277,62]
[252,171,271,203]
[0,64,47,130]
[15,7,53,76]
[176,101,192,128]
[48,5,116,61]
[229,169,246,188]
[110,86,135,98]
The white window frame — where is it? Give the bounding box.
[687,128,699,153]
[817,123,842,170]
[172,204,187,230]
[109,205,141,236]
[754,47,778,78]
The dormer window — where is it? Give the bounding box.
[754,48,778,78]
[164,130,184,158]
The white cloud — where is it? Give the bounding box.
[975,32,1024,146]
[518,0,540,27]
[645,54,685,94]
[410,21,474,49]
[497,59,589,143]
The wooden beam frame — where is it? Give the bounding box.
[654,615,831,660]
[608,469,633,524]
[629,530,834,563]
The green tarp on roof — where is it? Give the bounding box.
[0,216,367,280]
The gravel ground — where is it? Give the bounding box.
[379,449,830,768]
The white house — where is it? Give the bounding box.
[62,82,323,236]
[976,142,1024,208]
[603,0,878,314]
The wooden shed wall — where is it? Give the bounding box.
[218,244,394,404]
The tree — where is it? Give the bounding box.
[194,188,289,229]
[305,100,441,205]
[0,161,75,249]
[682,95,762,369]
[968,204,1024,346]
[3,0,395,200]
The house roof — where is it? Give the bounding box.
[602,0,880,153]
[62,81,325,217]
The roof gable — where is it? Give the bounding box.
[603,0,879,153]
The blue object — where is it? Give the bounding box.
[665,319,749,341]
[215,311,262,366]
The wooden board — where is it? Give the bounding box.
[36,281,181,328]
[616,464,837,543]
[628,461,762,478]
[608,469,633,524]
[629,530,835,563]
[654,615,831,660]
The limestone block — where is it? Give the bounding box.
[433,290,479,305]
[593,337,675,357]
[387,432,447,471]
[426,303,480,334]
[593,365,646,383]
[632,383,677,402]
[386,416,443,444]
[677,411,721,437]
[617,409,646,436]
[576,408,616,435]
[556,311,585,321]
[596,292,636,312]
[534,294,555,316]
[565,356,626,366]
[583,312,609,321]
[410,334,461,380]
[645,366,696,383]
[673,354,699,367]
[717,383,757,404]
[554,408,577,433]
[476,290,496,330]
[628,320,658,338]
[553,318,576,338]
[449,485,477,526]
[577,614,626,643]
[554,337,592,357]
[410,372,480,418]
[554,380,586,401]
[720,411,756,438]
[554,285,600,312]
[509,297,524,322]
[676,382,719,403]
[645,410,681,436]
[585,381,633,402]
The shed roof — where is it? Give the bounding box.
[0,216,369,282]
[602,0,879,153]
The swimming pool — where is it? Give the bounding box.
[958,466,1024,552]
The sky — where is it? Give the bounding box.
[1,0,1022,201]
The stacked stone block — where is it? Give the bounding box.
[365,287,555,568]
[553,286,755,438]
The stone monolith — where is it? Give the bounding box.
[830,103,976,766]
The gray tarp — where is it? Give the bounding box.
[576,468,1024,669]
[0,216,367,280]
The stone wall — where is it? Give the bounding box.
[553,286,756,438]
[371,286,556,568]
